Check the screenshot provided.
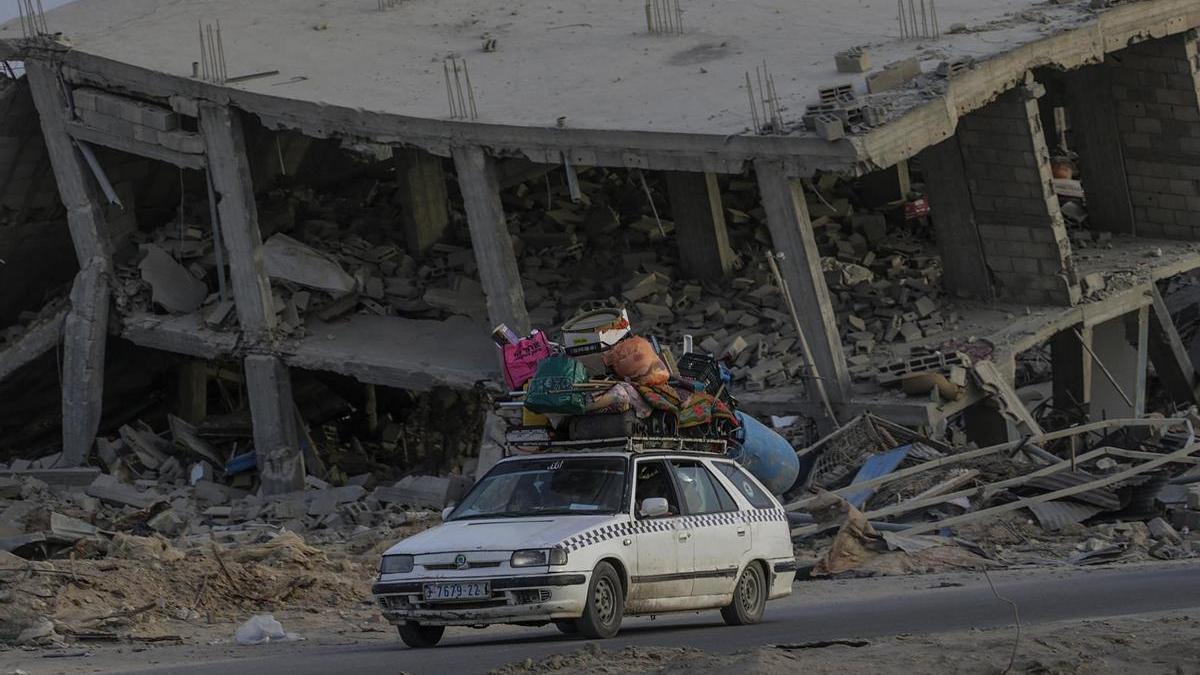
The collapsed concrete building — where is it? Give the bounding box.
[3,0,1200,496]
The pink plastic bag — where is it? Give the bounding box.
[502,331,552,390]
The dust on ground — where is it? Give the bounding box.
[0,517,438,649]
[491,611,1200,675]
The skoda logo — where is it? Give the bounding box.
[454,554,468,570]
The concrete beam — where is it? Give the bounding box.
[754,160,850,406]
[199,103,277,342]
[243,354,304,495]
[61,257,111,467]
[918,136,993,301]
[1064,63,1135,235]
[1147,286,1198,406]
[0,307,66,384]
[452,145,530,335]
[395,147,450,256]
[49,52,857,176]
[65,119,206,170]
[23,59,112,267]
[664,171,734,280]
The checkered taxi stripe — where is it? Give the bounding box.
[558,508,787,553]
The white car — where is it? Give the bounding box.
[372,449,796,648]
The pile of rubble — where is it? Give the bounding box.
[0,460,446,645]
[104,160,950,393]
[787,414,1200,577]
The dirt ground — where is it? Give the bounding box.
[1,560,1197,675]
[491,611,1200,675]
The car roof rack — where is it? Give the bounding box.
[502,435,728,457]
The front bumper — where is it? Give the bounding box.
[372,573,590,626]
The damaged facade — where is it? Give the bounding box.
[2,0,1199,481]
[1,0,1200,648]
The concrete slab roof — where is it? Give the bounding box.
[2,0,1199,173]
[0,0,1088,134]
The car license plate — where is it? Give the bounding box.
[423,581,490,602]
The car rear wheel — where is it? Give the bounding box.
[554,619,580,635]
[398,621,445,648]
[577,561,623,639]
[721,563,766,626]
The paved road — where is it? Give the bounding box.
[119,563,1200,675]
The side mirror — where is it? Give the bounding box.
[441,505,455,520]
[639,497,669,518]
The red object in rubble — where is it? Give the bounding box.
[904,197,930,220]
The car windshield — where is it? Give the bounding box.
[448,457,628,520]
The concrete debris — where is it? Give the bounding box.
[790,416,1200,575]
[137,244,208,314]
[262,233,357,295]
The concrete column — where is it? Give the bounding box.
[60,257,111,467]
[957,84,1080,306]
[1089,310,1146,421]
[23,60,111,265]
[1051,324,1092,412]
[25,59,114,467]
[664,171,734,280]
[198,103,276,342]
[1147,286,1198,406]
[1064,63,1136,235]
[451,145,530,335]
[176,361,208,425]
[919,136,994,300]
[244,354,304,494]
[753,160,850,406]
[395,147,449,256]
[1105,33,1200,239]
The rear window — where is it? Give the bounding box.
[713,462,776,509]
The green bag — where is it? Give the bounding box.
[524,357,589,415]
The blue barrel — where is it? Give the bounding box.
[730,411,800,495]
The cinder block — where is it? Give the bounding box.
[72,87,99,111]
[835,47,870,74]
[157,130,205,154]
[865,57,921,94]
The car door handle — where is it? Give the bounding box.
[736,528,747,537]
[678,531,691,542]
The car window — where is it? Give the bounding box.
[670,460,738,515]
[713,462,776,509]
[634,460,680,518]
[450,457,627,519]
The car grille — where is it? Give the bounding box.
[422,561,503,571]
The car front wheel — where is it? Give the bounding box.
[721,563,766,626]
[577,561,624,639]
[398,621,445,648]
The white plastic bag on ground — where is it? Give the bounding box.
[234,614,297,645]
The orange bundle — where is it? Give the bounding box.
[603,336,669,385]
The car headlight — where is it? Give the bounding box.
[510,548,568,567]
[380,554,414,574]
